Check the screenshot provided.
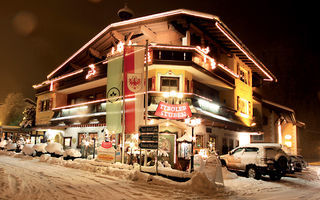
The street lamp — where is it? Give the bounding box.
[185,117,201,172]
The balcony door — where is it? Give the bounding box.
[160,76,179,92]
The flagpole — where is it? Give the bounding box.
[121,46,126,164]
[144,40,149,126]
[143,40,149,169]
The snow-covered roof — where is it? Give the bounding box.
[177,133,192,143]
[45,9,276,82]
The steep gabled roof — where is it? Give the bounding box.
[47,9,276,82]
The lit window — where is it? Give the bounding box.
[160,76,179,92]
[239,67,248,84]
[237,97,249,115]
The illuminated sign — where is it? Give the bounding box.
[101,141,112,149]
[155,102,192,119]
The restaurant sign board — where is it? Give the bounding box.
[154,102,192,119]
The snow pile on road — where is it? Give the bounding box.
[63,149,81,158]
[45,142,64,155]
[186,171,217,193]
[222,167,238,179]
[33,143,47,153]
[22,144,35,155]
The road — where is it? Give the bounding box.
[1,154,320,200]
[0,155,216,200]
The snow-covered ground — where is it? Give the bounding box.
[1,151,320,200]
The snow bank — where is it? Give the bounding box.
[141,165,192,179]
[45,142,64,155]
[186,171,217,193]
[22,144,35,156]
[63,149,81,158]
[6,143,17,150]
[0,140,7,148]
[39,154,51,162]
[222,167,238,179]
[33,143,47,153]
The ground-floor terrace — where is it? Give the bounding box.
[30,110,261,172]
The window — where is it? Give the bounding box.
[231,147,244,155]
[77,132,97,148]
[206,127,212,133]
[160,77,179,92]
[239,67,249,84]
[89,132,98,140]
[252,134,264,141]
[77,133,86,148]
[178,142,191,159]
[63,137,72,148]
[237,96,249,115]
[228,139,234,151]
[245,147,259,152]
[196,135,204,148]
[39,99,52,112]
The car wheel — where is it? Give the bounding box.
[220,159,226,167]
[247,166,261,179]
[276,157,288,173]
[269,173,282,181]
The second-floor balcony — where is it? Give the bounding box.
[147,91,238,123]
[51,99,106,124]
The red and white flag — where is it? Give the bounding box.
[124,46,145,134]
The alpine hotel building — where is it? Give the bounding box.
[32,9,299,167]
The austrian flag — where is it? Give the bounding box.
[124,46,145,134]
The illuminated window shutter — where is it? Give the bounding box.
[248,71,251,86]
[37,101,42,112]
[237,63,240,75]
[190,80,194,93]
[237,96,240,110]
[152,76,155,91]
[184,78,188,93]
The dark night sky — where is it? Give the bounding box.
[0,1,319,142]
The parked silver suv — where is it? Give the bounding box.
[220,143,288,180]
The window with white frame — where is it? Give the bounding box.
[160,76,179,92]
